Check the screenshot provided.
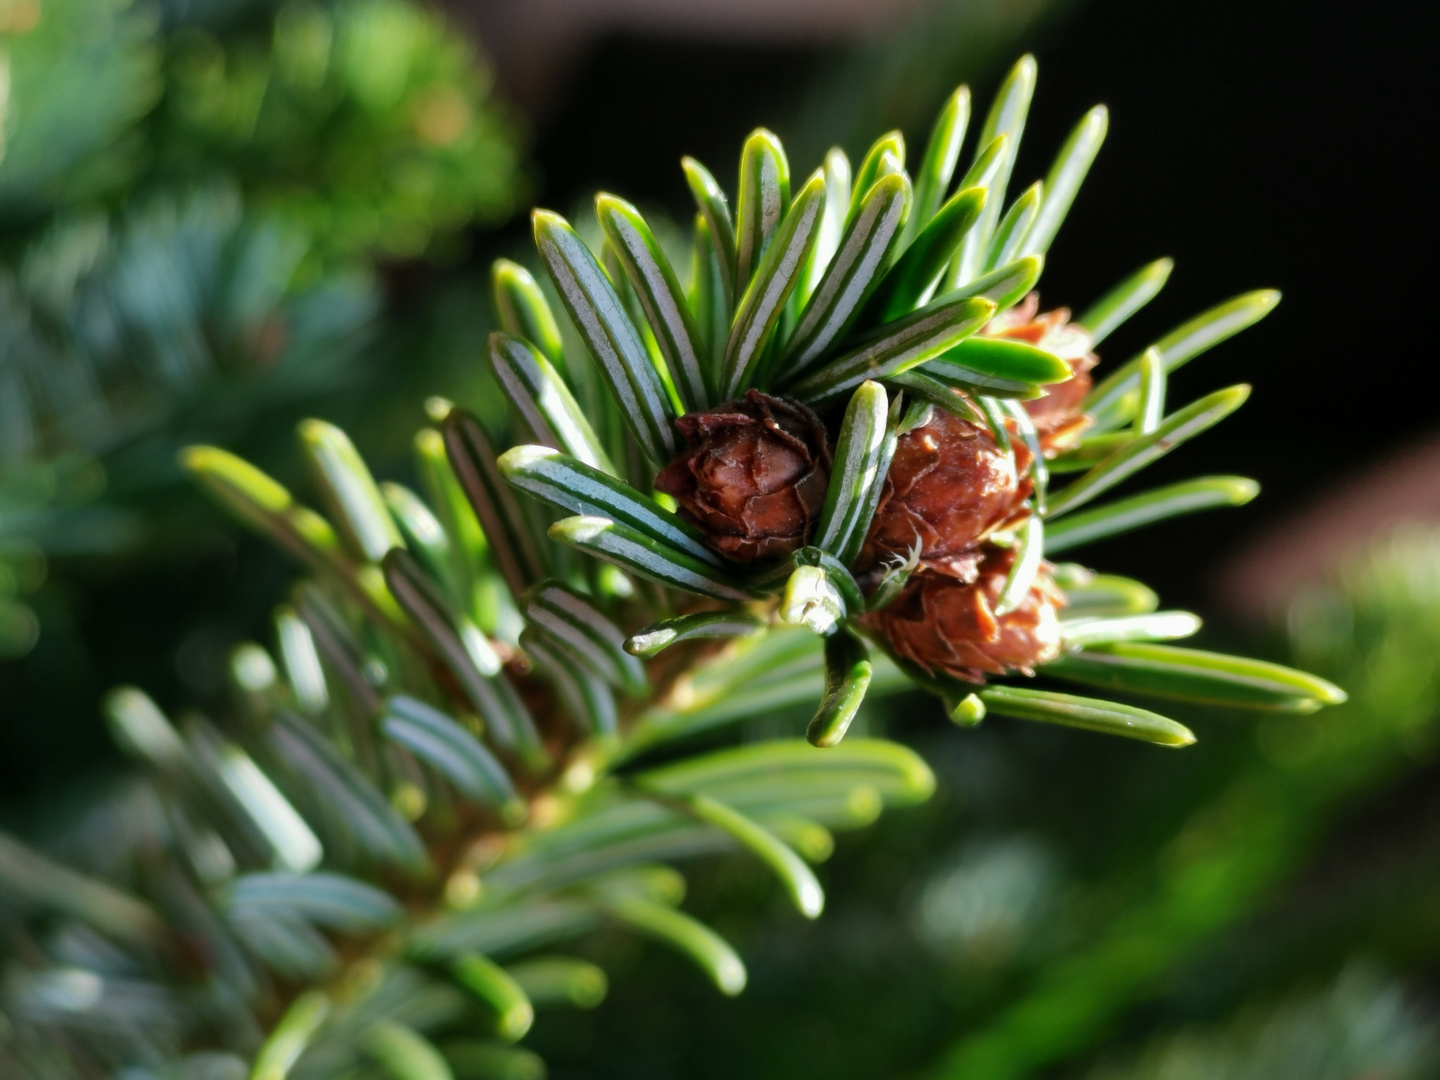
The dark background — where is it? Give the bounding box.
[2,0,1435,812]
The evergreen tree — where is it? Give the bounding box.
[0,56,1355,1078]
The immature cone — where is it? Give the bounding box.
[986,292,1098,455]
[856,404,1033,582]
[655,389,832,562]
[860,548,1065,683]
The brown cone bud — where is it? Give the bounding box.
[859,549,1065,683]
[985,292,1098,455]
[654,389,832,562]
[856,404,1033,581]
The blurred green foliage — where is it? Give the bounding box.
[0,0,525,661]
[150,0,525,261]
[0,187,374,468]
[0,186,376,659]
[0,0,525,252]
[1083,965,1436,1080]
[0,0,161,217]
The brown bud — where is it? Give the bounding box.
[856,404,1033,581]
[654,390,832,562]
[859,549,1065,684]
[985,292,1097,455]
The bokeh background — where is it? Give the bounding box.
[2,0,1437,1076]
